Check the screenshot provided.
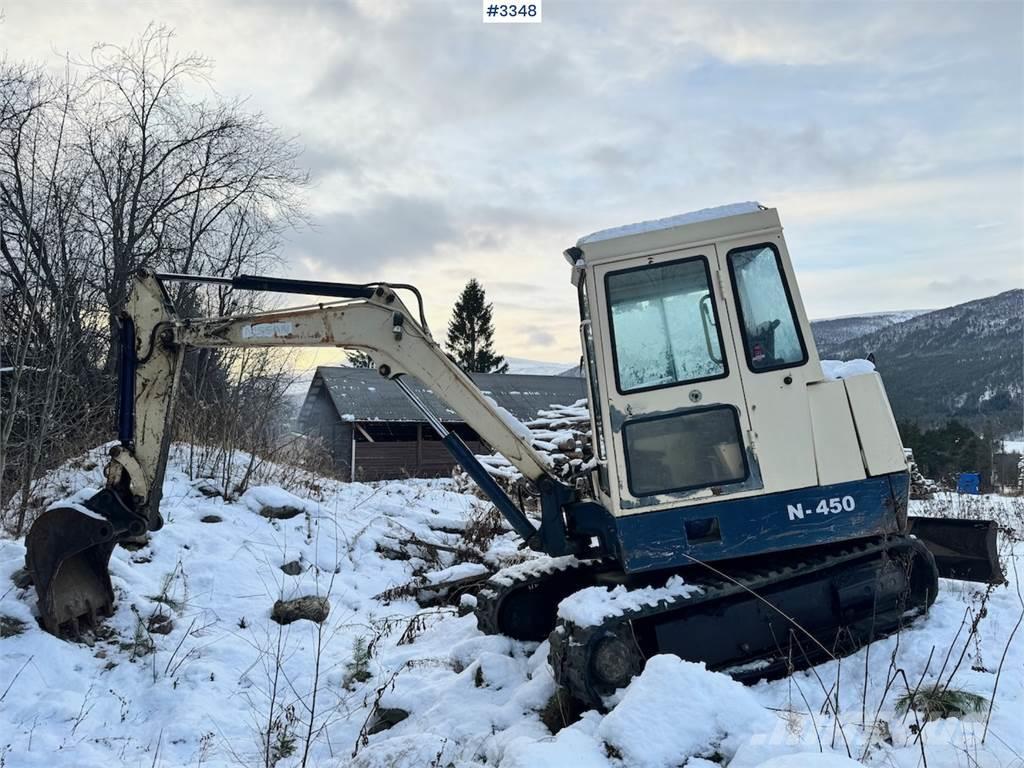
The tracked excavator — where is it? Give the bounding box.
[25,202,1002,708]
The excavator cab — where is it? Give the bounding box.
[567,203,1001,576]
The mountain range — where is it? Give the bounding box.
[809,310,928,349]
[812,289,1023,433]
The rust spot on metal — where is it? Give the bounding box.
[316,309,335,344]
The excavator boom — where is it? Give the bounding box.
[26,269,585,636]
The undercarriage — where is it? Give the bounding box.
[476,535,941,709]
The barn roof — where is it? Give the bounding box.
[302,366,586,425]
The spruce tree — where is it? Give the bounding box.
[446,279,509,373]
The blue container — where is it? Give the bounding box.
[957,472,981,495]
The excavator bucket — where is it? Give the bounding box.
[908,516,1004,584]
[24,505,119,636]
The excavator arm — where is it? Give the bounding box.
[26,270,583,636]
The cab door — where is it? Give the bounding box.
[718,238,819,494]
[591,245,763,512]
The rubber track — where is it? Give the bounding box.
[475,556,608,640]
[549,536,934,709]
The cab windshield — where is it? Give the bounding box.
[605,256,726,393]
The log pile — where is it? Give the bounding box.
[458,398,595,497]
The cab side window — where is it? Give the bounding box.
[727,244,807,372]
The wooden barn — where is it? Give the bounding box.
[297,367,585,481]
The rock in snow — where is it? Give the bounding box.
[241,484,309,519]
[366,706,410,735]
[271,595,330,625]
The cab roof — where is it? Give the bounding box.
[578,201,765,246]
[570,202,782,271]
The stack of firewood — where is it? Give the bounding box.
[458,399,595,498]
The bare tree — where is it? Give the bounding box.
[72,25,305,368]
[0,25,308,530]
[0,61,107,531]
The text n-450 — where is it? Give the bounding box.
[787,496,856,521]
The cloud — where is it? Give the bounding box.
[308,0,581,122]
[926,276,1006,299]
[5,0,1020,355]
[287,194,458,274]
[491,281,542,293]
[522,327,556,347]
[298,142,365,182]
[633,2,997,71]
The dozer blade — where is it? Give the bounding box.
[25,505,119,637]
[908,516,1003,584]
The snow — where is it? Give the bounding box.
[0,451,496,768]
[483,394,535,443]
[578,202,763,245]
[821,358,876,380]
[753,756,867,768]
[1001,439,1024,454]
[811,309,927,323]
[422,562,490,585]
[239,484,314,514]
[501,715,612,768]
[2,449,1023,768]
[596,656,773,767]
[557,574,702,627]
[487,554,580,587]
[47,498,108,521]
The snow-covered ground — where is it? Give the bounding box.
[1000,439,1023,455]
[1,450,1021,768]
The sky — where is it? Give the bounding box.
[3,0,1022,365]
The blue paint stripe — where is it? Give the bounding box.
[613,473,908,574]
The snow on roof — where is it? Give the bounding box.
[300,367,586,426]
[578,201,764,245]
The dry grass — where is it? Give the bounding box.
[896,686,989,722]
[0,616,26,638]
[460,503,507,554]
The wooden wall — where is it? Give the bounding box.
[302,390,355,478]
[303,389,488,481]
[352,437,485,481]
